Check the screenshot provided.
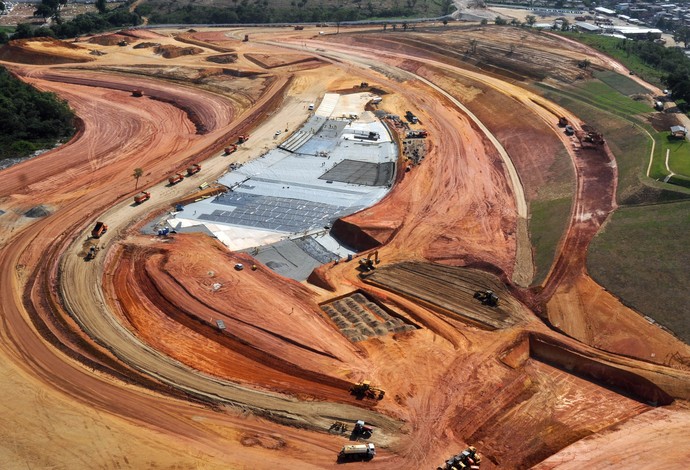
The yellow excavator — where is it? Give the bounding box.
[350,380,385,400]
[358,251,380,273]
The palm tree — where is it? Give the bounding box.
[133,167,143,189]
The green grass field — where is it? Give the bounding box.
[588,201,690,343]
[526,142,574,286]
[529,196,573,285]
[594,70,650,97]
[661,133,690,177]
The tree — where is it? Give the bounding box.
[495,16,507,26]
[34,3,55,20]
[0,2,5,13]
[673,26,690,48]
[133,167,143,189]
[560,19,570,31]
[95,0,107,14]
[525,14,536,26]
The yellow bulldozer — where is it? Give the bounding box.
[350,380,385,400]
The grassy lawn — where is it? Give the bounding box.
[529,196,572,285]
[594,70,650,97]
[588,201,690,344]
[660,133,690,177]
[567,79,652,115]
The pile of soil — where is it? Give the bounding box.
[206,53,238,64]
[154,45,204,59]
[0,38,94,64]
[133,42,161,50]
[89,34,130,46]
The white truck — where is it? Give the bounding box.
[338,443,376,462]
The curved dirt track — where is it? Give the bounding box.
[1,25,690,468]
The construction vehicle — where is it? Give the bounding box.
[358,251,380,273]
[224,144,237,155]
[353,420,374,438]
[85,246,98,260]
[91,221,108,239]
[406,130,428,139]
[405,110,418,124]
[329,421,348,434]
[294,25,304,30]
[558,116,568,127]
[243,34,249,42]
[186,163,201,176]
[338,443,376,462]
[437,446,481,470]
[168,173,184,185]
[473,290,499,308]
[350,380,385,400]
[564,125,575,136]
[134,191,150,204]
[237,134,249,144]
[132,89,144,97]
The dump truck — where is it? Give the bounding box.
[350,380,385,400]
[294,25,304,30]
[354,420,374,438]
[473,290,499,308]
[132,89,144,97]
[168,173,184,185]
[91,222,108,239]
[134,191,150,204]
[338,443,376,462]
[237,134,249,144]
[224,144,237,155]
[437,446,481,470]
[558,116,568,127]
[186,163,201,176]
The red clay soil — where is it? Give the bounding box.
[2,27,690,469]
[106,235,372,400]
[0,38,95,64]
[338,76,519,276]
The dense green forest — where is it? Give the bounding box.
[0,2,141,43]
[137,0,454,24]
[0,66,75,161]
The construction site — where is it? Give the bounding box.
[0,21,689,470]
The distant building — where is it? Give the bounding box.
[670,125,688,138]
[594,7,617,16]
[574,22,602,33]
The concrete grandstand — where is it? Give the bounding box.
[167,93,397,280]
